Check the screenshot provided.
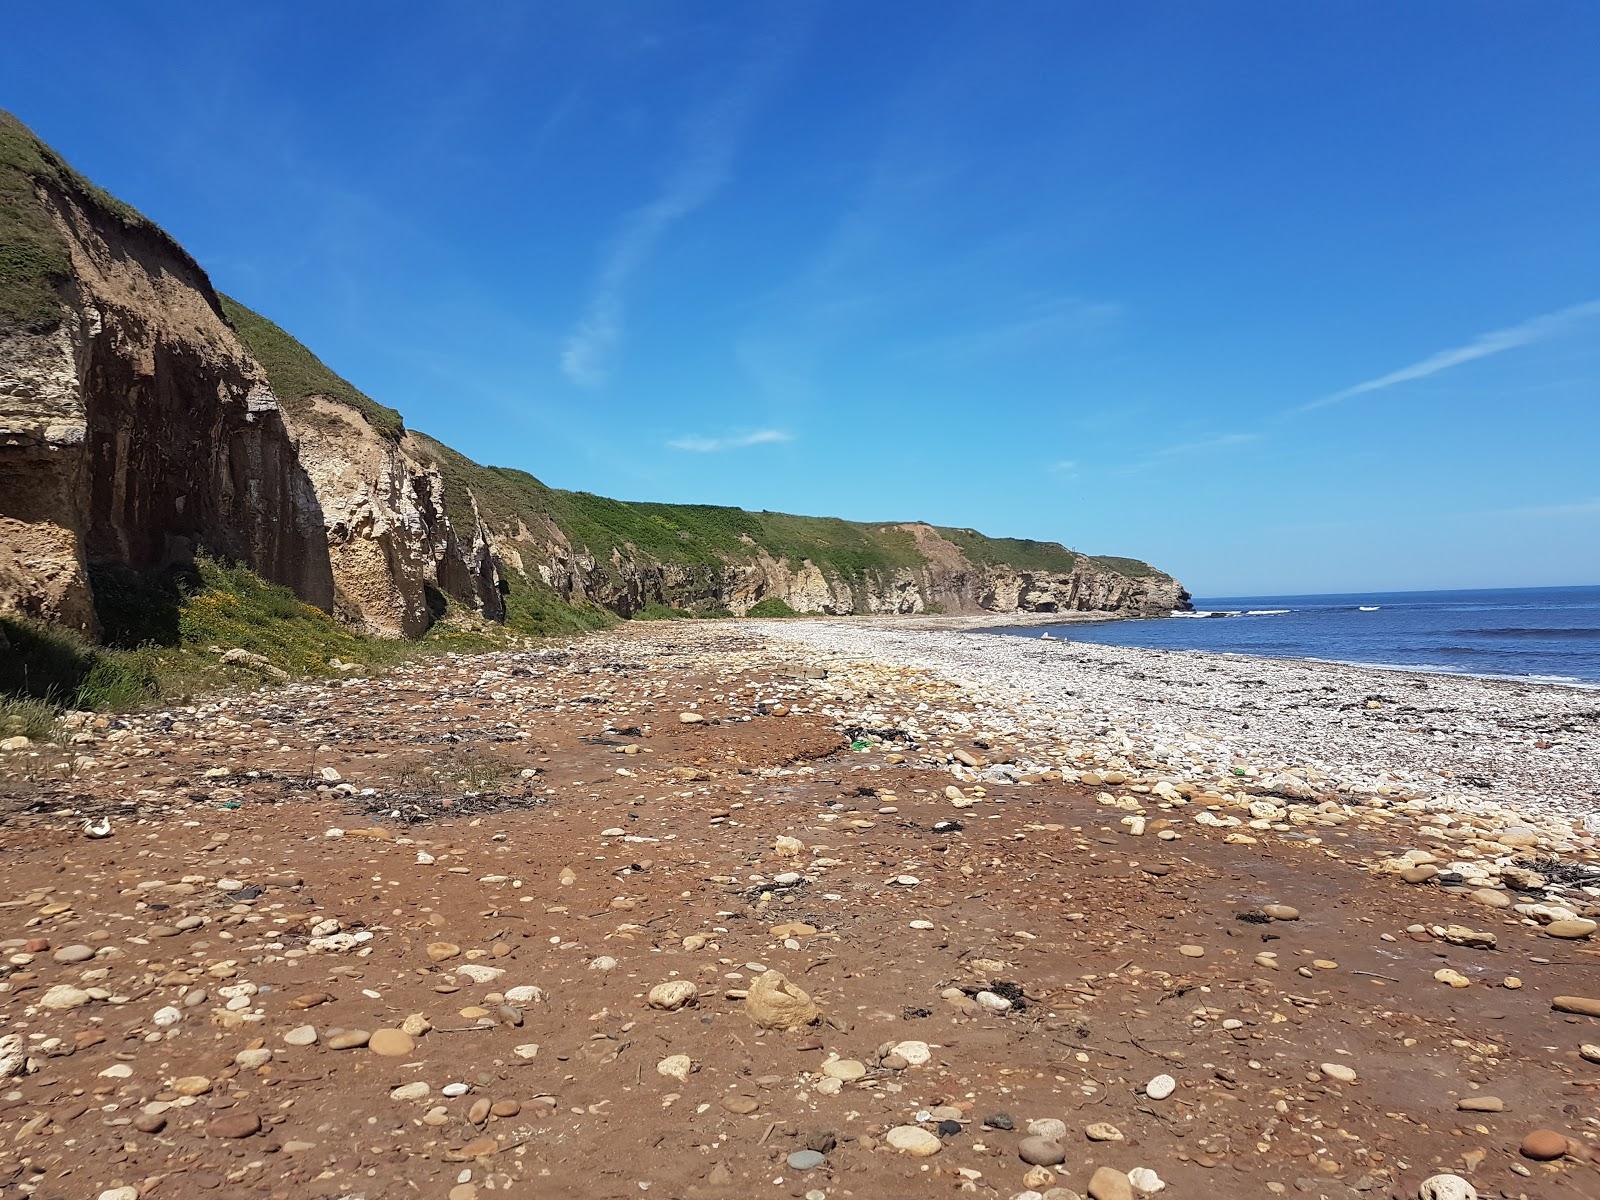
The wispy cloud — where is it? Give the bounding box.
[560,28,805,387]
[1103,431,1262,478]
[1300,299,1600,413]
[1493,497,1600,519]
[1048,459,1079,476]
[915,296,1122,361]
[667,429,793,453]
[1152,432,1262,457]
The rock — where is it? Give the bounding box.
[1320,1062,1357,1084]
[283,1025,318,1046]
[52,943,94,963]
[132,1112,166,1133]
[887,1039,931,1066]
[0,1034,30,1079]
[454,964,504,985]
[1417,1176,1476,1200]
[678,712,705,724]
[368,1028,414,1057]
[721,1095,760,1114]
[648,980,699,1011]
[1018,1136,1067,1166]
[1087,1166,1134,1200]
[98,1189,139,1200]
[171,1075,212,1096]
[426,942,461,961]
[1455,1095,1503,1112]
[1552,995,1600,1018]
[1084,1122,1123,1142]
[657,1053,694,1083]
[1127,1167,1165,1194]
[976,989,1013,1012]
[326,1028,371,1050]
[1545,918,1597,939]
[1144,1073,1175,1099]
[39,984,91,1010]
[206,1112,261,1138]
[1261,904,1299,920]
[885,1125,941,1156]
[390,1082,430,1101]
[822,1058,866,1080]
[1518,1128,1568,1160]
[788,1149,826,1170]
[400,1013,432,1037]
[744,970,821,1030]
[1581,1043,1600,1064]
[1027,1119,1067,1140]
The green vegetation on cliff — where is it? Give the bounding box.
[0,109,208,330]
[936,528,1080,574]
[220,295,405,440]
[403,432,1152,588]
[0,556,553,717]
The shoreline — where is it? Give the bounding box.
[750,616,1600,820]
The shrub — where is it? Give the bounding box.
[746,597,798,618]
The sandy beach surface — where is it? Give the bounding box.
[1,620,1597,1200]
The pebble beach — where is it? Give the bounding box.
[1,619,1597,1200]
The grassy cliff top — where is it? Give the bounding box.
[220,296,405,441]
[408,432,1169,582]
[0,110,212,330]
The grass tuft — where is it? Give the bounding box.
[0,694,61,741]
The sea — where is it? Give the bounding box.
[981,585,1600,686]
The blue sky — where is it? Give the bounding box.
[5,3,1598,595]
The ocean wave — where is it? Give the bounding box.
[1304,657,1600,689]
[1467,626,1600,640]
[1244,609,1290,616]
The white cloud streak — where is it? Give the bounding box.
[1494,497,1600,519]
[1151,432,1261,457]
[1301,299,1600,413]
[560,31,803,387]
[667,429,793,453]
[926,297,1122,360]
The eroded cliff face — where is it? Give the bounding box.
[0,180,334,634]
[0,169,501,638]
[288,405,503,637]
[485,518,1186,620]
